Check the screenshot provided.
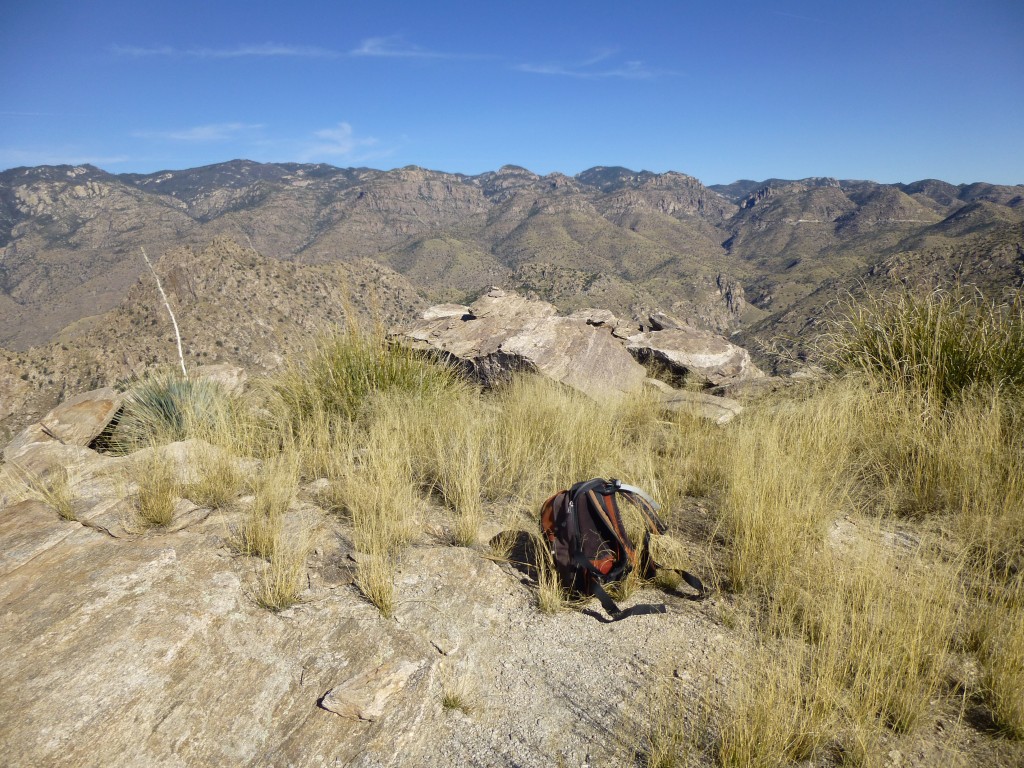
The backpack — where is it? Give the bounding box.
[540,477,707,620]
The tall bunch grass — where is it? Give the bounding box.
[236,454,298,560]
[479,376,672,509]
[717,638,836,767]
[827,288,1024,407]
[3,463,77,520]
[714,386,855,594]
[776,548,960,735]
[972,577,1024,738]
[674,371,971,762]
[184,443,244,508]
[334,399,424,617]
[411,389,486,546]
[114,371,232,450]
[270,330,463,428]
[132,447,179,526]
[252,522,314,612]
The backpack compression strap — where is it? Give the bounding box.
[567,480,668,621]
[612,480,709,598]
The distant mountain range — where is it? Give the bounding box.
[1,160,1021,435]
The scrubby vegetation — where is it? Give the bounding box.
[108,289,1022,764]
[634,288,1024,766]
[1,463,77,520]
[113,370,232,450]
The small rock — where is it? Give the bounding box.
[422,304,473,321]
[320,660,425,721]
[660,390,743,425]
[648,311,687,331]
[195,364,247,395]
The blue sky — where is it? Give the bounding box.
[1,0,1022,184]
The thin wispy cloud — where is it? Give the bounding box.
[112,37,472,61]
[350,36,462,59]
[111,43,340,59]
[299,122,385,162]
[133,122,264,142]
[516,50,676,79]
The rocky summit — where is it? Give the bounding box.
[1,160,1023,768]
[0,373,730,767]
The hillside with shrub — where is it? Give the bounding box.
[1,287,1022,767]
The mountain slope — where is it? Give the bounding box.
[1,161,1022,360]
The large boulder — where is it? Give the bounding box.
[398,289,648,400]
[627,325,764,387]
[3,387,123,463]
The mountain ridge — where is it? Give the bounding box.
[1,160,1021,397]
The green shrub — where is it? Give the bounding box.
[827,289,1024,406]
[115,371,230,450]
[270,330,465,428]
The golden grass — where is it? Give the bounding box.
[637,370,1017,763]
[534,533,568,614]
[252,525,313,612]
[718,638,836,767]
[4,463,77,520]
[235,454,297,560]
[132,448,178,526]
[183,442,244,509]
[972,579,1024,738]
[329,400,423,617]
[714,384,856,594]
[421,392,486,547]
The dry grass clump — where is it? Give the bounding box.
[827,288,1024,408]
[440,673,478,716]
[270,328,463,428]
[480,376,678,509]
[183,442,244,509]
[972,580,1024,738]
[717,638,835,767]
[334,401,424,617]
[230,453,313,612]
[235,454,297,560]
[410,388,486,546]
[132,448,179,526]
[784,549,959,732]
[3,463,77,520]
[252,523,314,612]
[713,386,856,594]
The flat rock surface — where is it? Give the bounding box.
[0,494,728,767]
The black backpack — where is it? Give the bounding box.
[540,478,707,620]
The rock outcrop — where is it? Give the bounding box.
[627,326,764,387]
[3,386,123,463]
[397,290,759,422]
[399,288,649,400]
